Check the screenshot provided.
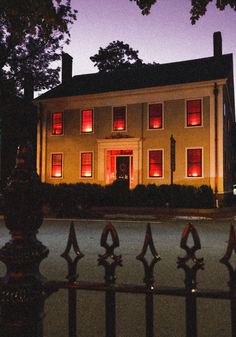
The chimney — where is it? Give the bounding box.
[62,52,73,84]
[213,32,222,57]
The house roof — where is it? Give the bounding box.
[35,54,233,101]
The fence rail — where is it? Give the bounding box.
[0,143,236,337]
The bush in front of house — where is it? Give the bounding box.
[41,182,215,217]
[102,179,131,206]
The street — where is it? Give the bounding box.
[0,217,235,337]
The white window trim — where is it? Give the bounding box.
[185,147,204,178]
[50,152,64,179]
[112,105,127,132]
[185,98,203,128]
[147,102,164,130]
[147,148,164,179]
[80,151,94,179]
[80,108,94,134]
[51,112,64,136]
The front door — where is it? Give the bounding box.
[116,156,130,184]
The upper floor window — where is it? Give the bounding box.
[149,150,163,178]
[81,109,93,133]
[51,153,63,178]
[81,152,93,178]
[52,112,63,135]
[113,106,126,131]
[187,100,202,127]
[187,148,202,177]
[148,103,163,129]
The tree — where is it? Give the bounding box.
[131,0,236,24]
[90,41,144,72]
[0,0,77,100]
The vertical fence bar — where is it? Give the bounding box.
[98,222,122,337]
[185,290,197,337]
[137,224,160,337]
[146,290,154,337]
[177,223,204,337]
[68,288,77,337]
[61,222,84,337]
[105,283,116,337]
[220,224,236,337]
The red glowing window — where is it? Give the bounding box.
[113,106,126,131]
[51,153,63,178]
[81,109,93,133]
[149,150,163,177]
[187,100,202,126]
[149,104,162,129]
[187,149,202,177]
[52,112,63,135]
[81,152,93,177]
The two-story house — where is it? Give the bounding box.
[34,32,235,204]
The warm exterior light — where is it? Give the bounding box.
[81,109,93,133]
[149,103,162,129]
[113,106,126,131]
[187,149,202,177]
[52,112,63,135]
[187,100,201,126]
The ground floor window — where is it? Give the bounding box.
[187,148,202,177]
[51,153,63,178]
[149,150,163,177]
[81,152,93,177]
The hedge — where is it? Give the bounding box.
[41,181,215,217]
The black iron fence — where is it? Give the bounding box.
[0,144,236,337]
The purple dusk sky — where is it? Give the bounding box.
[63,0,236,79]
[35,0,236,101]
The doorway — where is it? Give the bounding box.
[116,156,130,184]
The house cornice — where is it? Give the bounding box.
[34,78,227,107]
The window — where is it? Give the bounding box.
[113,106,126,131]
[81,152,93,177]
[149,150,163,177]
[187,148,202,177]
[51,153,63,178]
[148,103,163,129]
[81,109,93,133]
[52,112,63,135]
[187,100,202,126]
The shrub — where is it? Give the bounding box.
[41,182,215,217]
[131,184,147,206]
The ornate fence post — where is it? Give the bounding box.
[177,223,204,337]
[220,224,236,337]
[0,143,49,337]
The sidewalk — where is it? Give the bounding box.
[91,206,236,221]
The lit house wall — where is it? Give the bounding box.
[36,78,232,197]
[35,33,235,200]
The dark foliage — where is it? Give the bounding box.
[0,0,77,99]
[90,40,143,72]
[41,182,215,217]
[131,0,236,24]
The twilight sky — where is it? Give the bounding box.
[62,0,236,77]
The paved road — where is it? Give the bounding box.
[0,217,235,337]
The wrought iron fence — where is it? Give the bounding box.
[0,143,236,337]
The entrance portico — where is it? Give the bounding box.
[97,138,142,188]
